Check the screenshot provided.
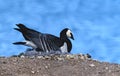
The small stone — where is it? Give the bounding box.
[45,66,48,69]
[37,56,44,59]
[105,67,109,70]
[31,71,35,74]
[37,70,39,73]
[66,54,75,59]
[20,55,25,58]
[57,57,64,60]
[80,55,85,60]
[89,64,95,67]
[44,56,51,59]
[108,70,112,73]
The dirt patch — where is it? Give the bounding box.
[0,54,120,76]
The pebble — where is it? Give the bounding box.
[66,54,75,59]
[89,64,95,67]
[31,71,35,74]
[20,55,25,58]
[37,56,43,58]
[57,57,64,60]
[45,66,49,69]
[105,67,109,70]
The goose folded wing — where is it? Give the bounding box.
[21,28,41,41]
[16,24,41,41]
[31,34,62,52]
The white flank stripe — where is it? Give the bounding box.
[39,35,44,50]
[43,37,48,52]
[25,41,37,49]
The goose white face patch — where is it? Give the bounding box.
[66,30,72,38]
[60,42,68,53]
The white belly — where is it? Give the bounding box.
[60,42,68,53]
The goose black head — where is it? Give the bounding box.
[60,28,74,40]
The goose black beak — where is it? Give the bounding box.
[71,33,74,40]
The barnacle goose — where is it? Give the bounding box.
[13,24,74,53]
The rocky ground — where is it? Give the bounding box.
[0,54,120,76]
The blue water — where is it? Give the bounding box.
[0,0,120,64]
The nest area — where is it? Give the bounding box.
[11,53,92,61]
